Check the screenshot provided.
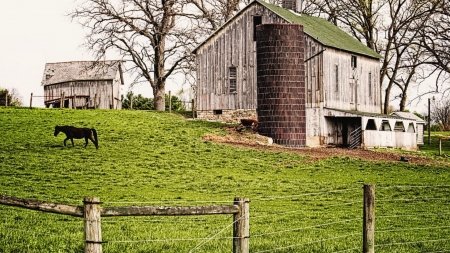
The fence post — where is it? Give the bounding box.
[169,90,172,113]
[5,90,8,107]
[439,138,442,156]
[94,94,98,109]
[130,93,133,110]
[84,197,102,253]
[73,94,77,110]
[233,197,249,253]
[192,99,195,119]
[363,185,375,253]
[30,93,33,109]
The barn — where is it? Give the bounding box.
[41,60,124,109]
[193,0,420,150]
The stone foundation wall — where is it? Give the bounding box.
[196,109,257,124]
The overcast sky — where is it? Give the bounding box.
[0,0,174,107]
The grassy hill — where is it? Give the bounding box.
[1,108,449,252]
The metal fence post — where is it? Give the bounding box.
[30,93,33,109]
[84,197,102,253]
[363,185,375,253]
[233,197,249,253]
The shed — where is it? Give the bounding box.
[391,111,426,145]
[41,60,124,109]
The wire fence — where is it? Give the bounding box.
[1,185,450,252]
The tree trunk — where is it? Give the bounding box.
[399,92,407,111]
[383,82,393,114]
[153,83,165,111]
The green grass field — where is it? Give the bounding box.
[1,108,449,252]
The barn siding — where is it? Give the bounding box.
[44,79,121,109]
[322,49,380,113]
[195,4,289,118]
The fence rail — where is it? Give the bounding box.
[0,195,249,253]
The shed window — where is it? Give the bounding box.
[394,121,405,132]
[229,67,237,93]
[380,120,391,131]
[407,123,415,133]
[365,119,377,130]
[253,16,262,41]
[335,64,339,92]
[351,55,357,69]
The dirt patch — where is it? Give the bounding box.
[203,126,447,166]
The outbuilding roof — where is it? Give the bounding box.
[193,0,382,59]
[41,60,124,86]
[390,111,426,123]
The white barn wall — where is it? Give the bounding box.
[322,49,380,113]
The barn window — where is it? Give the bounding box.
[213,110,222,115]
[335,64,339,92]
[253,16,262,41]
[229,67,237,93]
[369,72,372,97]
[351,55,357,69]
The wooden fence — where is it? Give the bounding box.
[0,195,250,253]
[0,185,377,252]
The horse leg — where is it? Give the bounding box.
[64,138,69,147]
[84,137,89,148]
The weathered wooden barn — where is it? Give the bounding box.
[41,61,124,109]
[193,0,422,150]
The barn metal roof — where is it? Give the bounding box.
[41,60,124,86]
[193,0,382,59]
[258,1,382,59]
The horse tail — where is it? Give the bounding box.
[91,128,99,149]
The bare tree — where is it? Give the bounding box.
[432,98,450,131]
[186,0,242,31]
[380,0,441,113]
[419,1,450,94]
[71,0,199,111]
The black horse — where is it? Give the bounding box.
[54,126,99,149]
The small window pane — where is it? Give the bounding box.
[229,67,237,93]
[230,79,237,93]
[351,55,357,69]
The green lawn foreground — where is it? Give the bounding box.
[0,108,449,253]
